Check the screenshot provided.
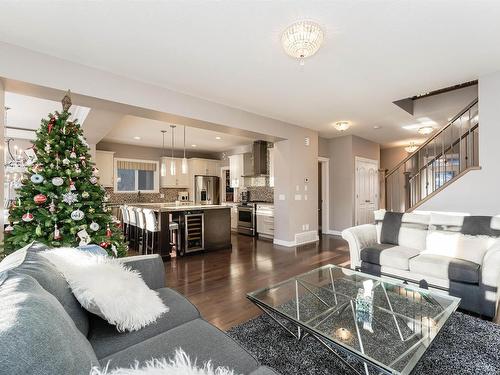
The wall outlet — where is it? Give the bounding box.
[294,194,302,201]
[279,194,286,201]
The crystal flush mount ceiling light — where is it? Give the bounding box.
[334,121,350,131]
[418,126,434,135]
[405,142,419,153]
[282,20,324,66]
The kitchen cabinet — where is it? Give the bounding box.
[229,203,238,231]
[189,158,220,176]
[160,157,189,188]
[268,147,275,187]
[256,204,274,238]
[95,150,115,187]
[229,154,244,188]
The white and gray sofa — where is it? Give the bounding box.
[342,210,500,318]
[0,243,277,375]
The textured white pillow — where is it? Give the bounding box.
[91,349,238,375]
[41,248,168,332]
[423,231,498,265]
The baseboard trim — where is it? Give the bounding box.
[273,238,297,247]
[273,235,320,248]
[324,230,342,236]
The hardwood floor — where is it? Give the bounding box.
[161,233,350,331]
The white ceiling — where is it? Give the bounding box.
[103,116,256,152]
[0,1,497,147]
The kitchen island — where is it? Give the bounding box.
[126,203,232,260]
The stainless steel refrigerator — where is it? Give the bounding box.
[194,175,220,205]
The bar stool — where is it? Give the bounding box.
[120,205,129,238]
[143,209,161,254]
[127,206,138,251]
[135,207,147,255]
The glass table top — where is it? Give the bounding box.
[247,265,460,375]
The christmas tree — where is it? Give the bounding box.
[4,91,127,257]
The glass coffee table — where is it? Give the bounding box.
[247,265,460,375]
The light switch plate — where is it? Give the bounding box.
[279,194,286,201]
[294,194,302,201]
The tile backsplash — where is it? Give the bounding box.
[104,187,186,204]
[246,186,274,203]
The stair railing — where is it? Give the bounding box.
[385,98,479,212]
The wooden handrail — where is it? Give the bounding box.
[386,98,478,178]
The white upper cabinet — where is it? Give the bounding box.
[229,154,244,188]
[95,150,115,187]
[160,157,190,188]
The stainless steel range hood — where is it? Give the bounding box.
[242,140,269,177]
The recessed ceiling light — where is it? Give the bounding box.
[191,144,197,148]
[417,126,434,135]
[373,125,381,129]
[334,121,350,131]
[133,136,141,140]
[215,136,222,140]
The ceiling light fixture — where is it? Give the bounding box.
[181,125,188,174]
[160,130,167,177]
[282,20,324,66]
[418,126,434,135]
[191,144,197,148]
[170,125,176,176]
[133,136,141,140]
[334,121,350,132]
[405,142,419,153]
[215,136,222,140]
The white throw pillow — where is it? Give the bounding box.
[41,248,168,332]
[91,349,238,375]
[423,230,498,265]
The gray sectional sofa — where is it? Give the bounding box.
[342,210,500,319]
[0,243,277,375]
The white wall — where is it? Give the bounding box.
[0,42,319,245]
[419,71,500,215]
[381,146,408,171]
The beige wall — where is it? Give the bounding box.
[320,135,380,233]
[380,146,408,171]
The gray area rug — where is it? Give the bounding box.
[227,312,500,374]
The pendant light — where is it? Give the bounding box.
[160,130,167,177]
[181,125,188,174]
[170,125,176,176]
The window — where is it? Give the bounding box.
[114,158,159,193]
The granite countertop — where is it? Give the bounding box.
[125,203,230,212]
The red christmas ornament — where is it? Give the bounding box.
[99,241,109,249]
[106,224,112,238]
[22,212,34,222]
[34,194,47,205]
[69,179,76,191]
[48,117,55,133]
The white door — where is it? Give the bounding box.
[355,157,379,225]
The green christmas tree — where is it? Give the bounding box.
[4,91,127,257]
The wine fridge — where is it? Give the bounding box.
[184,212,205,253]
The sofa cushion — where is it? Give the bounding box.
[100,318,260,374]
[0,271,99,375]
[409,254,480,284]
[361,244,420,270]
[89,287,200,359]
[424,230,499,265]
[380,212,404,245]
[2,242,90,336]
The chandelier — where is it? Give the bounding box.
[281,20,324,65]
[334,121,350,132]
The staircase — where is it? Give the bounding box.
[384,98,479,212]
